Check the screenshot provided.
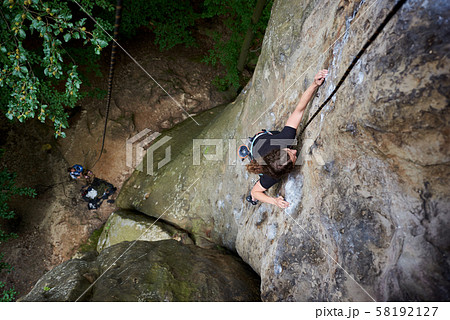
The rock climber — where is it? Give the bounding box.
[245,69,328,208]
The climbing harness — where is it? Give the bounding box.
[90,0,123,169]
[238,129,273,161]
[299,0,408,136]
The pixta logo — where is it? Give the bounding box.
[125,133,324,175]
[126,129,172,175]
[192,138,300,166]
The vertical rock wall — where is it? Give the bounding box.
[117,0,449,301]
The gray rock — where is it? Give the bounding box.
[19,259,95,302]
[97,209,193,252]
[22,240,260,302]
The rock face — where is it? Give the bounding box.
[117,0,450,301]
[97,209,193,252]
[21,240,261,302]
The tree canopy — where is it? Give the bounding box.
[0,0,273,137]
[0,0,112,138]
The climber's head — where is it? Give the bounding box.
[246,148,297,179]
[68,167,75,173]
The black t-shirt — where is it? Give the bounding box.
[252,126,297,189]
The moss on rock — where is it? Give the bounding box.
[22,240,261,302]
[96,209,193,252]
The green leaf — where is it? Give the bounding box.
[97,39,108,48]
[18,29,26,39]
[63,33,71,42]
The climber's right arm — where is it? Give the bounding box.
[285,69,328,130]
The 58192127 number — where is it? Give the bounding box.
[376,307,438,317]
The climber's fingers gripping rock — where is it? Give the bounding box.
[274,196,290,209]
[314,69,328,86]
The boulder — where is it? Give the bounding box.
[97,209,193,253]
[21,240,261,302]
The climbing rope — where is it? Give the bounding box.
[33,178,78,200]
[299,0,408,137]
[90,0,123,169]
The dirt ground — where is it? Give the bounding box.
[0,26,234,299]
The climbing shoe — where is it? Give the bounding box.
[246,195,258,206]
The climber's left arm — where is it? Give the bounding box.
[251,181,290,208]
[285,69,328,130]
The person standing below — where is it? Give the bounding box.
[246,69,328,208]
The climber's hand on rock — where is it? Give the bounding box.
[314,69,328,86]
[273,196,289,208]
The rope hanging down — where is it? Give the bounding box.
[299,0,408,137]
[91,0,123,169]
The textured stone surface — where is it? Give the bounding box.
[116,105,230,247]
[117,0,449,301]
[21,240,261,302]
[97,209,193,252]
